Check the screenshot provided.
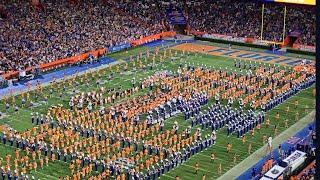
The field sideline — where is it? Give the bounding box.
[0,41,315,180]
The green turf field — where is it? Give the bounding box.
[0,42,315,180]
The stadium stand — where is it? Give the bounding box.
[0,0,165,73]
[0,0,315,73]
[0,0,316,179]
[185,0,315,45]
[186,1,261,39]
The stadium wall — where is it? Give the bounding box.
[130,31,176,46]
[2,48,107,80]
[194,36,271,50]
[108,43,131,53]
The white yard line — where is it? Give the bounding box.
[180,163,212,173]
[195,153,230,163]
[161,174,176,179]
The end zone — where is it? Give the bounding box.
[171,43,307,66]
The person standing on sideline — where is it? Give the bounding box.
[211,153,215,162]
[267,135,273,155]
[194,162,199,174]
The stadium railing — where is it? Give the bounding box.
[2,48,107,80]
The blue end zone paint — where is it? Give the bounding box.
[264,50,286,56]
[0,57,115,98]
[207,48,282,62]
[237,122,315,180]
[221,50,241,56]
[275,58,293,64]
[255,56,280,62]
[287,60,303,66]
[207,48,225,53]
[207,48,242,56]
[237,53,260,58]
[194,41,313,64]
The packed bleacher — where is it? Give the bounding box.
[115,0,164,28]
[186,1,261,39]
[0,0,315,74]
[286,6,316,46]
[185,0,315,45]
[126,0,316,46]
[0,0,166,73]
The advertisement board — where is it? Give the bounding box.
[108,43,131,53]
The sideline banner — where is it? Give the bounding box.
[188,30,206,36]
[2,48,107,79]
[203,33,247,43]
[188,30,283,46]
[166,8,187,25]
[281,150,307,172]
[108,43,131,53]
[130,31,176,47]
[292,43,315,52]
[188,30,247,43]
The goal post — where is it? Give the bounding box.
[260,3,287,46]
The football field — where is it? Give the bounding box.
[0,41,315,179]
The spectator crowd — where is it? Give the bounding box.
[0,0,166,73]
[0,0,315,73]
[184,0,315,45]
